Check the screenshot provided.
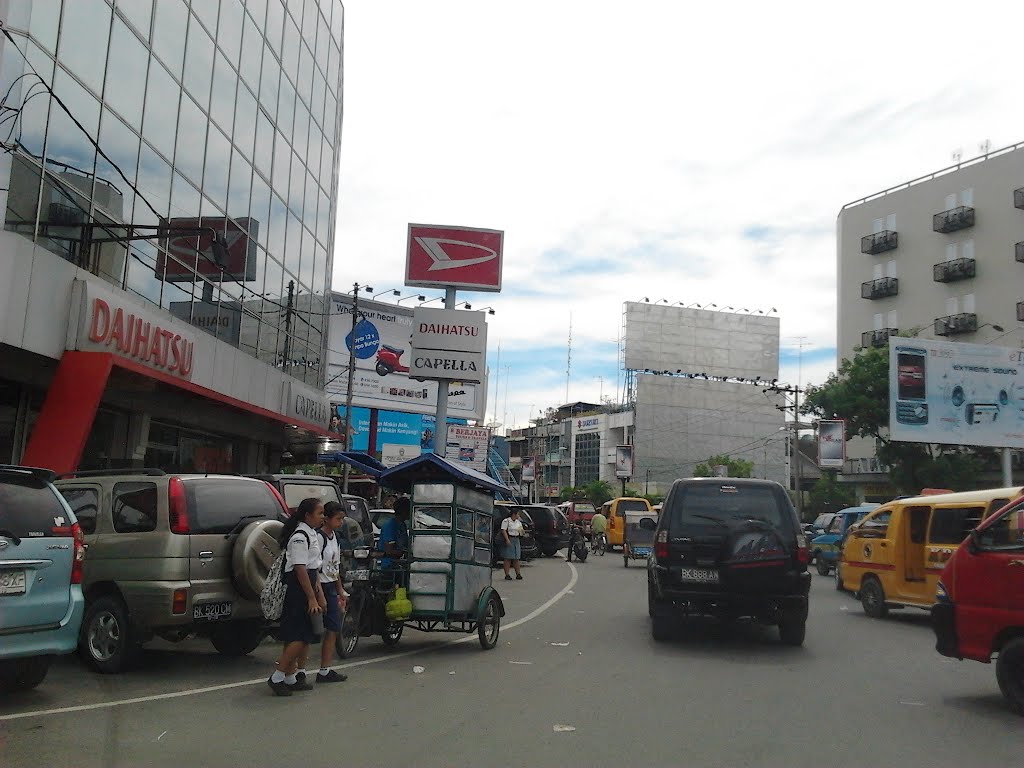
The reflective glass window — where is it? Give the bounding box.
[326,41,340,97]
[118,0,153,40]
[301,0,317,39]
[169,171,201,218]
[316,186,330,244]
[268,193,287,262]
[47,69,100,178]
[152,0,188,80]
[183,20,215,109]
[142,59,181,162]
[218,0,244,67]
[203,126,231,207]
[239,13,263,90]
[259,44,279,119]
[292,104,309,164]
[323,92,337,146]
[313,243,327,295]
[281,16,300,83]
[249,171,271,247]
[105,16,149,130]
[297,41,313,106]
[303,170,318,234]
[272,131,290,198]
[307,125,322,182]
[160,269,198,315]
[288,150,305,217]
[136,142,172,223]
[320,137,334,191]
[263,251,283,302]
[124,239,164,304]
[310,69,326,130]
[175,93,208,184]
[234,83,258,158]
[210,50,237,136]
[191,0,220,34]
[315,10,329,66]
[228,150,252,218]
[285,211,302,271]
[299,226,315,289]
[265,0,284,54]
[27,0,61,54]
[277,76,295,142]
[57,0,111,95]
[95,111,140,221]
[253,108,274,178]
[246,0,268,27]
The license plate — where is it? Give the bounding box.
[0,570,26,595]
[678,567,719,584]
[193,601,233,620]
[632,547,652,556]
[345,569,370,582]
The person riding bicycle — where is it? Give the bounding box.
[590,509,608,551]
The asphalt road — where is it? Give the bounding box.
[1,551,1020,767]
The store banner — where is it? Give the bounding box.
[614,445,634,478]
[521,456,536,483]
[817,420,845,468]
[889,337,1024,449]
[445,424,491,473]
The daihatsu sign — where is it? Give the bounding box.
[410,307,487,383]
[405,224,504,292]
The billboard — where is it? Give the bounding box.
[521,456,536,483]
[326,294,485,420]
[405,224,504,292]
[445,425,491,473]
[889,336,1024,449]
[156,216,257,282]
[409,307,487,383]
[615,445,634,478]
[622,302,780,380]
[817,420,845,468]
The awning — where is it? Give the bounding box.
[380,453,510,495]
[317,451,387,478]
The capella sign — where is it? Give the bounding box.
[410,307,487,383]
[87,297,195,378]
[294,394,328,426]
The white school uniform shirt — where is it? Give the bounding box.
[286,521,322,572]
[319,530,341,584]
[501,517,524,538]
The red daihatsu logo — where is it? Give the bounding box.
[406,224,504,292]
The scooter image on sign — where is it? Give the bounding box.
[376,345,410,376]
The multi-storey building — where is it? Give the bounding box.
[0,0,344,472]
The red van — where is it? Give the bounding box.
[931,494,1024,714]
[557,500,597,534]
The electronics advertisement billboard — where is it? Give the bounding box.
[889,337,1024,449]
[326,294,485,420]
[817,420,845,468]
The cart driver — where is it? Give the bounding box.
[378,496,410,568]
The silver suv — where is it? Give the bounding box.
[55,469,288,673]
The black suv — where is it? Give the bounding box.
[517,504,570,556]
[491,504,539,564]
[647,478,810,645]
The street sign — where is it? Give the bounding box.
[410,307,487,383]
[405,224,504,292]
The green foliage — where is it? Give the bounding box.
[559,481,614,507]
[807,472,858,518]
[693,455,754,479]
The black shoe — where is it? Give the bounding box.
[267,677,293,697]
[516,575,523,580]
[289,678,314,691]
[316,670,348,683]
[296,671,306,685]
[504,575,513,580]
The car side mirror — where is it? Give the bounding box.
[966,529,979,554]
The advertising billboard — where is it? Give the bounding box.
[889,336,1024,449]
[326,294,484,420]
[156,216,257,282]
[445,425,491,474]
[615,445,634,479]
[405,224,504,292]
[409,307,487,383]
[521,456,536,483]
[817,420,845,468]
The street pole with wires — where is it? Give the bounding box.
[343,282,367,492]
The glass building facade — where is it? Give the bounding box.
[0,0,344,386]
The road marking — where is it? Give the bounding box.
[0,563,578,722]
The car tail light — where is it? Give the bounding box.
[795,532,810,565]
[70,522,85,585]
[169,477,190,534]
[655,529,669,560]
[265,482,290,519]
[172,588,187,615]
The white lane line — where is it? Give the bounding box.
[0,563,578,722]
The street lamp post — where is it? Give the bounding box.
[343,283,372,492]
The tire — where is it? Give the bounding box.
[232,519,284,600]
[541,544,559,557]
[336,597,362,658]
[860,576,888,619]
[382,622,403,647]
[478,594,501,650]
[778,618,806,646]
[647,581,657,618]
[0,656,52,693]
[209,621,264,656]
[834,561,845,591]
[375,361,390,376]
[816,557,831,577]
[80,594,138,674]
[996,636,1024,716]
[652,616,673,642]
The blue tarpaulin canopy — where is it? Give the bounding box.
[379,453,510,495]
[316,451,386,478]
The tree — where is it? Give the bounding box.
[802,344,995,494]
[582,480,614,507]
[693,455,754,478]
[807,472,857,517]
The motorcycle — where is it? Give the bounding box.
[566,524,588,563]
[336,547,405,658]
[375,345,410,376]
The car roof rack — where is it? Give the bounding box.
[55,468,168,479]
[0,465,57,483]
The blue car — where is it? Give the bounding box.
[810,504,880,577]
[0,466,86,693]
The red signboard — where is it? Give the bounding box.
[155,216,258,282]
[405,224,503,293]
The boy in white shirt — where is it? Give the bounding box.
[315,501,350,683]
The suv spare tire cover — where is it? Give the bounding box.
[232,519,284,600]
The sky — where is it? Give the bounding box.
[332,0,1024,431]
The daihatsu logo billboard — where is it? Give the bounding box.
[405,224,504,292]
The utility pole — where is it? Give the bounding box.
[433,287,457,458]
[282,280,295,373]
[343,282,362,492]
[767,381,804,519]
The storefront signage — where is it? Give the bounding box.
[283,381,332,431]
[410,307,487,383]
[445,424,491,473]
[575,417,601,432]
[405,223,504,292]
[70,280,197,381]
[817,419,845,468]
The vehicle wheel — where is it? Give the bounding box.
[816,558,831,577]
[860,577,888,618]
[0,656,53,693]
[232,520,284,600]
[778,618,806,646]
[382,622,403,647]
[834,562,845,592]
[336,599,362,658]
[478,594,501,650]
[209,621,264,656]
[80,595,138,674]
[996,637,1024,716]
[542,544,558,557]
[647,582,657,618]
[652,616,673,642]
[375,361,390,376]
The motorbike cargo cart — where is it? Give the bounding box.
[623,510,658,567]
[336,453,507,656]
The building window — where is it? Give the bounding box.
[574,433,601,485]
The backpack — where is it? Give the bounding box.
[260,529,310,621]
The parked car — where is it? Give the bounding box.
[647,478,811,645]
[492,503,539,564]
[810,504,879,576]
[0,466,86,692]
[54,469,290,673]
[525,504,571,556]
[558,499,597,534]
[248,473,373,536]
